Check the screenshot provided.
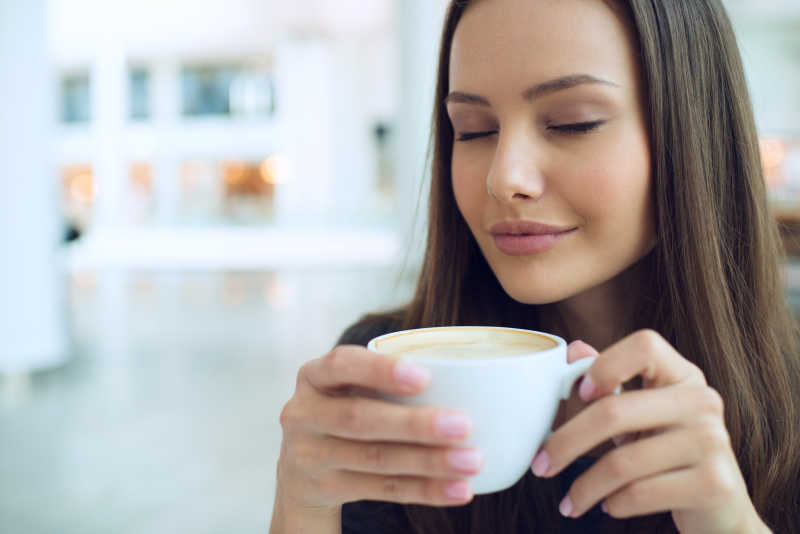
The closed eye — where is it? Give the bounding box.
[456,120,606,141]
[455,130,498,142]
[455,120,605,142]
[547,120,605,134]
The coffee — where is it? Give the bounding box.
[372,327,557,360]
[368,326,588,494]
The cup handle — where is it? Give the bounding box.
[540,357,598,442]
[559,356,595,400]
[540,357,620,442]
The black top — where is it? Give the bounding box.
[335,315,608,533]
[342,457,605,534]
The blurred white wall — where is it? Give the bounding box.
[49,0,398,226]
[47,0,394,63]
[726,1,800,135]
[393,0,449,269]
[1,0,67,372]
[49,0,424,271]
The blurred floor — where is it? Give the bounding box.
[0,267,416,534]
[2,261,800,534]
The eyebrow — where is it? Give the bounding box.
[444,74,620,106]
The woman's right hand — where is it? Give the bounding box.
[276,344,483,514]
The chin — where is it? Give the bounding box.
[494,275,580,306]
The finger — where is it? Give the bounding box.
[307,392,473,446]
[309,435,483,479]
[567,340,599,363]
[328,470,475,507]
[601,457,744,519]
[534,385,723,477]
[564,428,701,517]
[579,330,706,402]
[302,345,432,396]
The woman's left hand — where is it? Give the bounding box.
[530,329,771,534]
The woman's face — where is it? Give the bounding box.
[448,0,655,305]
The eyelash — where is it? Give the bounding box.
[455,120,605,142]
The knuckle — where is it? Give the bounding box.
[699,423,731,453]
[701,458,737,500]
[598,396,624,428]
[408,479,433,504]
[688,364,707,384]
[279,402,291,428]
[408,407,434,441]
[422,479,442,504]
[338,399,367,434]
[370,353,393,385]
[701,387,725,416]
[635,329,664,354]
[362,443,388,471]
[433,450,450,475]
[605,449,633,480]
[380,476,405,500]
[325,346,351,374]
[297,361,311,387]
[279,400,297,430]
[624,480,648,510]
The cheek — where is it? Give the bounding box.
[451,153,488,224]
[569,138,653,238]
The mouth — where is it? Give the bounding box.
[491,227,578,255]
[489,220,578,236]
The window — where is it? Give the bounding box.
[181,64,276,118]
[128,162,154,223]
[61,164,94,229]
[177,159,280,224]
[229,71,276,116]
[181,65,236,116]
[130,68,150,120]
[60,72,90,123]
[221,161,277,222]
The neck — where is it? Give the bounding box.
[538,257,651,351]
[542,257,652,458]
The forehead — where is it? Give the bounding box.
[449,0,638,95]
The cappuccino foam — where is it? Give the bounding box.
[375,328,556,360]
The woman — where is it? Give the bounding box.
[270,0,800,532]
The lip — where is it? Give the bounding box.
[489,221,577,236]
[489,220,578,256]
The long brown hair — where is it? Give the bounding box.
[355,0,800,531]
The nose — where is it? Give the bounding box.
[486,128,545,203]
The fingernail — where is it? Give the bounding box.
[559,495,573,517]
[445,480,472,501]
[436,413,472,438]
[579,374,595,401]
[447,449,483,472]
[530,450,550,477]
[601,500,609,514]
[394,361,431,388]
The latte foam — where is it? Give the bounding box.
[375,327,557,360]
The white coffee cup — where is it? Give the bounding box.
[367,326,592,495]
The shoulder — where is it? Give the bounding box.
[335,308,407,348]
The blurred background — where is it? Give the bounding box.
[1,0,799,532]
